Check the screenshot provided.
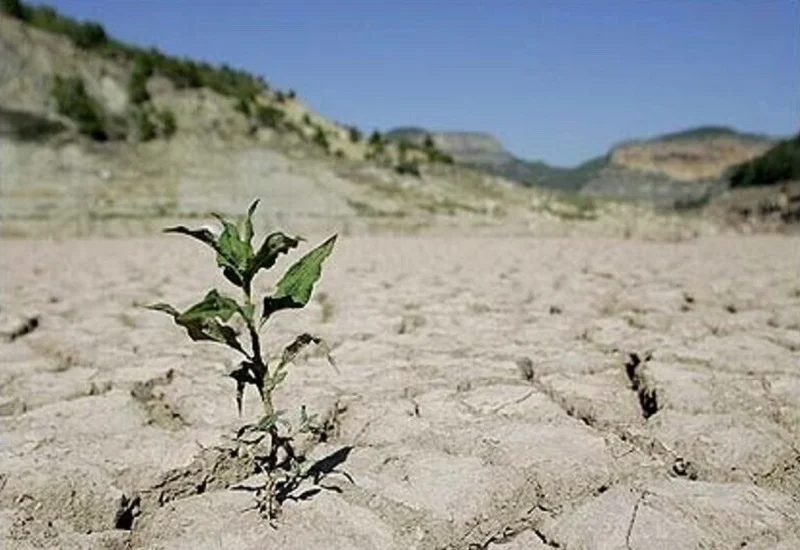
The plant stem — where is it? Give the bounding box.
[244,287,274,418]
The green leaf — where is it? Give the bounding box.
[228,361,256,415]
[178,289,241,323]
[265,369,288,393]
[241,199,259,245]
[163,226,217,250]
[145,303,180,317]
[298,405,321,435]
[245,231,302,287]
[240,302,255,324]
[213,214,253,287]
[148,290,248,355]
[261,234,337,321]
[255,410,287,432]
[190,321,245,355]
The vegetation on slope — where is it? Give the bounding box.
[652,125,772,143]
[2,0,267,102]
[0,1,506,177]
[729,132,800,188]
[50,75,108,140]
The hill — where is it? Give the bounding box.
[0,1,766,239]
[385,128,575,190]
[387,125,778,206]
[0,4,571,238]
[728,132,800,188]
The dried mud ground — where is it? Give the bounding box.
[1,234,799,549]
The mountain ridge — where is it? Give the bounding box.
[386,125,778,202]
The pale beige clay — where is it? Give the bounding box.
[1,235,799,549]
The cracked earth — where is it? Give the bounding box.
[1,234,799,549]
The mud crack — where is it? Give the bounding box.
[624,353,659,419]
[625,490,648,550]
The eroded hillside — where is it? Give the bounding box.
[608,128,774,182]
[2,8,727,240]
[0,11,546,238]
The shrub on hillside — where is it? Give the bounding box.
[426,148,454,164]
[234,96,252,117]
[160,57,203,89]
[157,108,177,138]
[419,133,454,164]
[71,21,107,49]
[368,130,383,146]
[128,56,154,104]
[132,107,156,142]
[398,139,410,157]
[394,160,421,177]
[313,127,330,152]
[10,2,272,105]
[51,75,107,141]
[23,4,108,49]
[348,126,362,143]
[255,105,285,128]
[729,133,800,188]
[1,0,28,19]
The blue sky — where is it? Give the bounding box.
[43,0,799,167]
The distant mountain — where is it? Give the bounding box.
[385,128,579,191]
[583,126,776,204]
[645,125,774,144]
[388,125,779,205]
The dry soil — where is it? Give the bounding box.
[1,234,799,549]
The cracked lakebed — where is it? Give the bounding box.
[1,235,799,549]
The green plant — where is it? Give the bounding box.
[394,160,421,177]
[348,126,362,143]
[11,2,272,105]
[256,105,285,128]
[133,107,156,141]
[51,75,107,141]
[157,108,177,138]
[128,56,153,104]
[1,0,27,19]
[147,200,346,520]
[234,97,252,116]
[313,127,330,152]
[71,20,107,49]
[729,133,800,188]
[426,147,454,164]
[397,140,410,162]
[368,130,383,146]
